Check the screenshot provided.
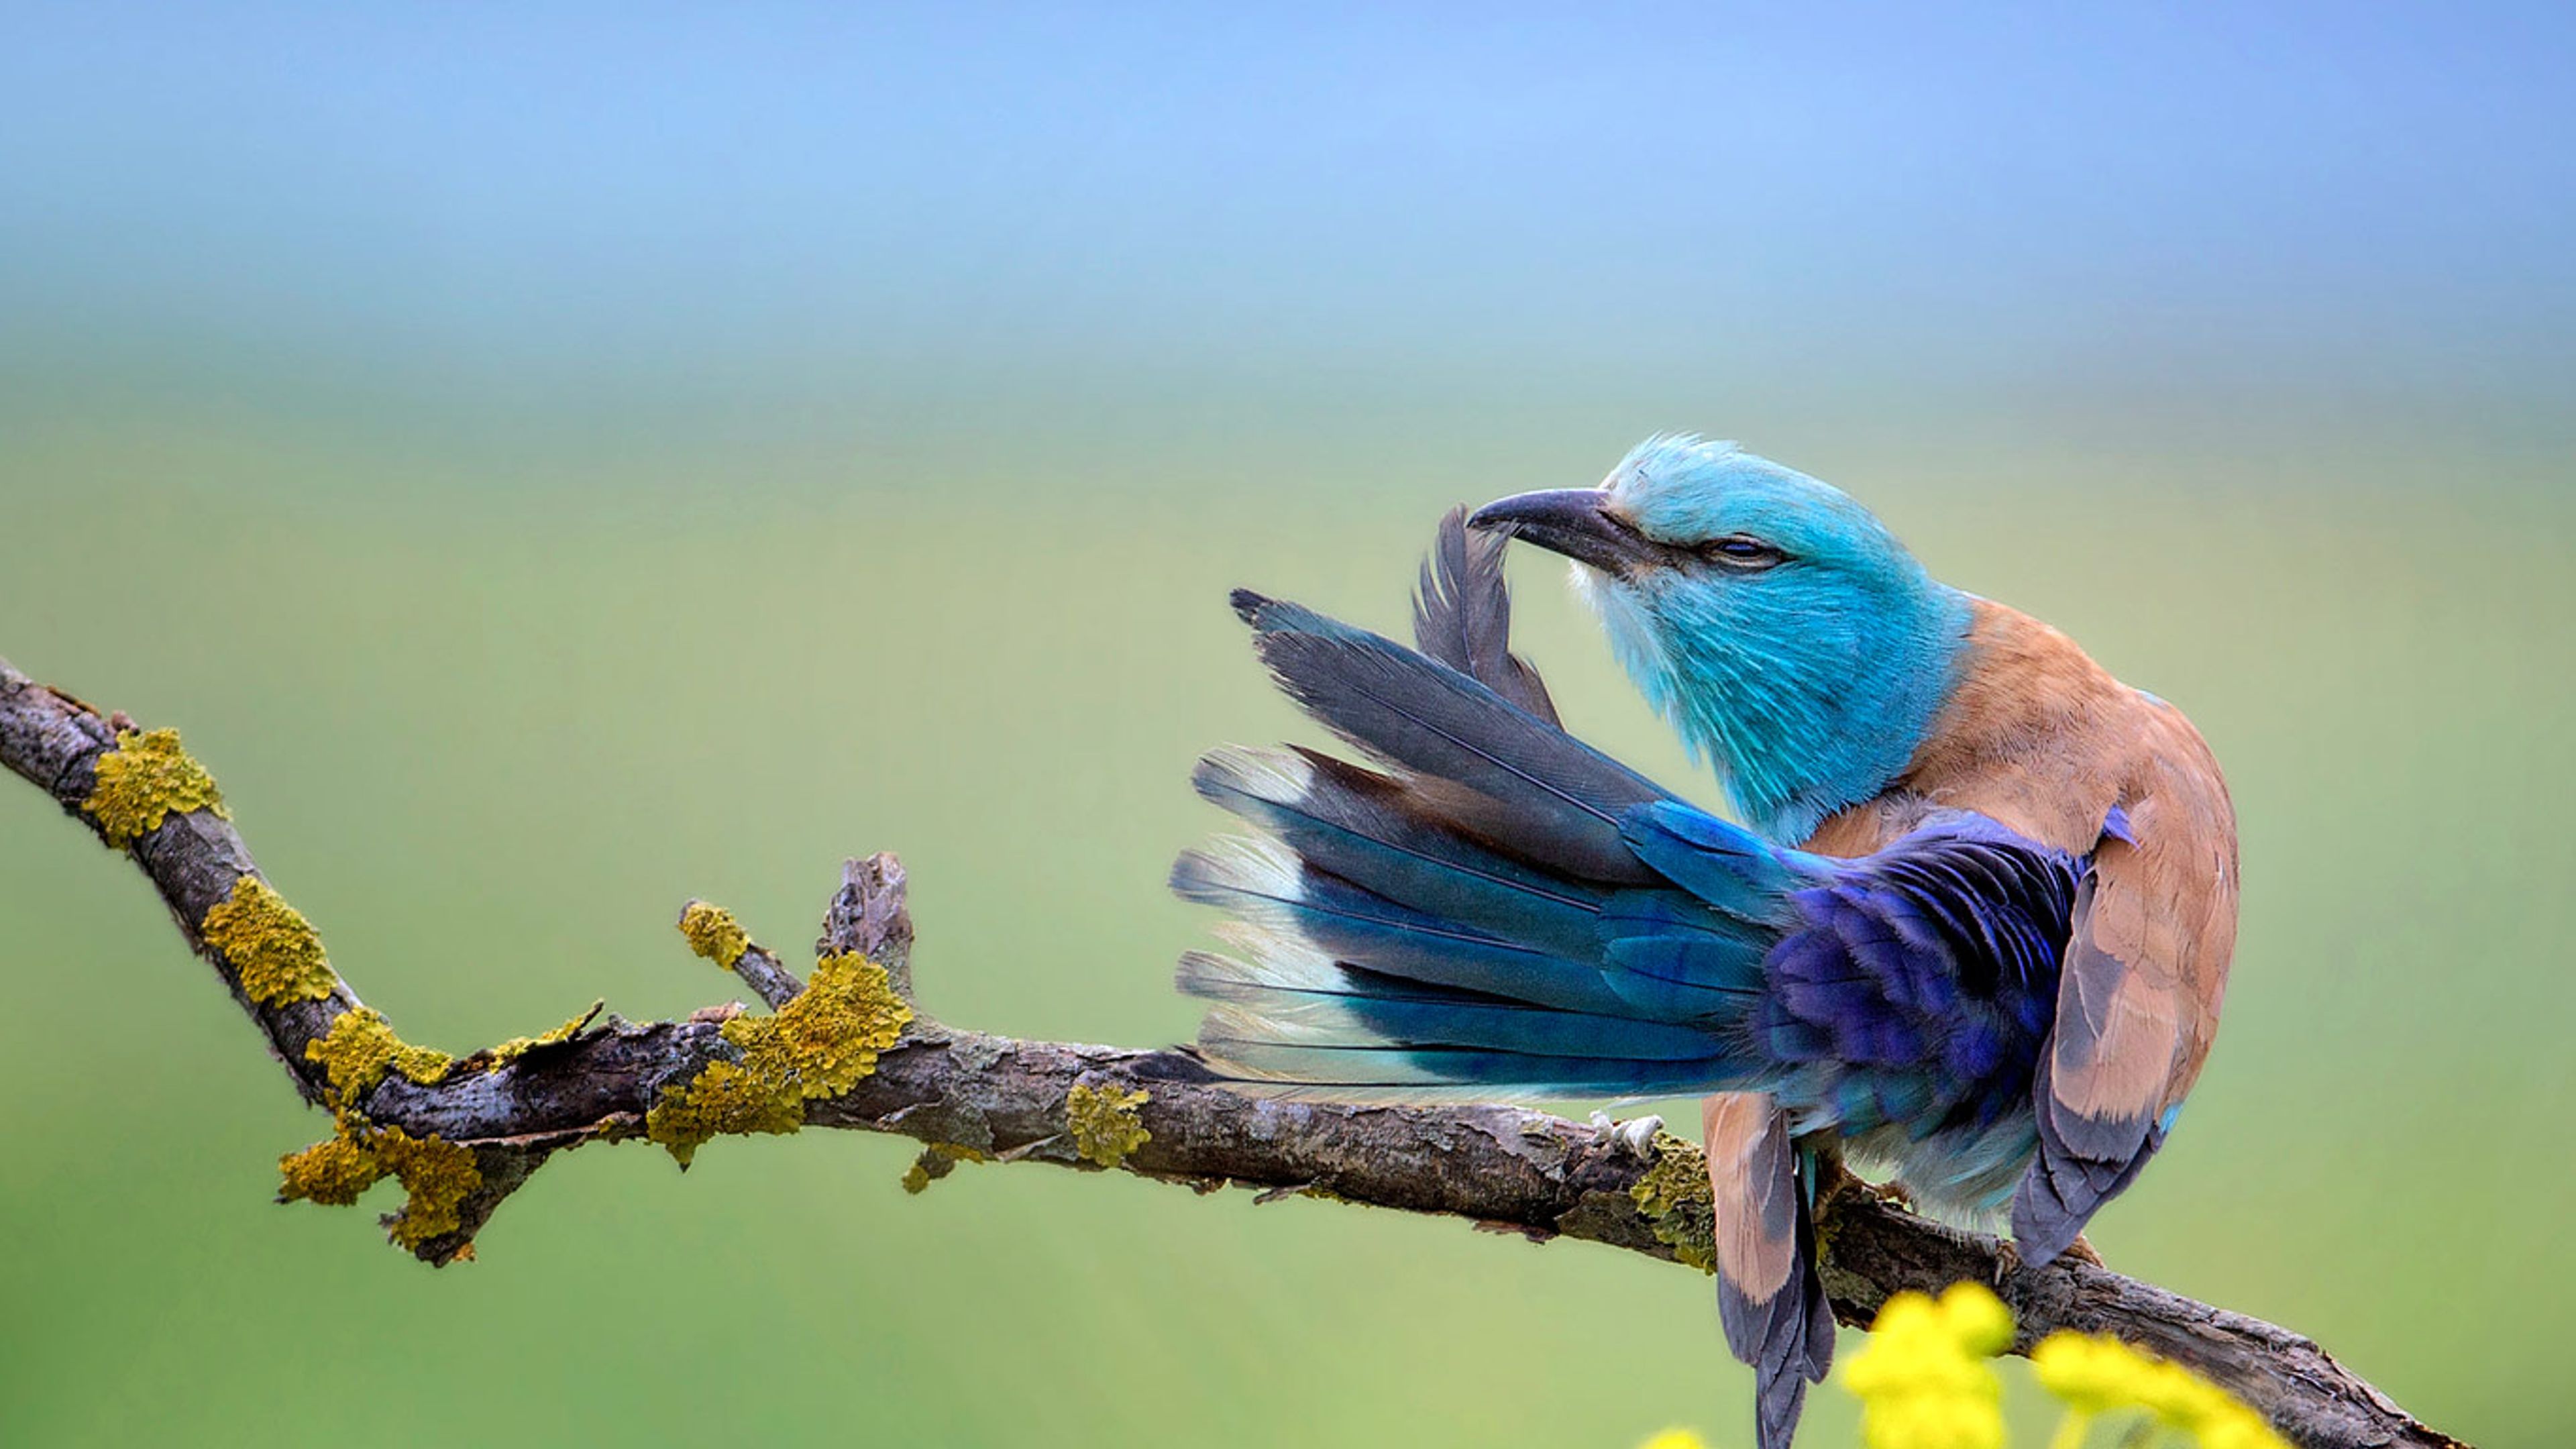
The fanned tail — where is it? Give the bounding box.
[1176,585,2081,1124]
[1179,589,1784,1099]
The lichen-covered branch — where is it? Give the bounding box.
[0,655,2463,1449]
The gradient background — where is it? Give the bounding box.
[3,5,2571,1445]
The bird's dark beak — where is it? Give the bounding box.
[1467,488,1664,576]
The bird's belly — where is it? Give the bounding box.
[1838,1112,2039,1226]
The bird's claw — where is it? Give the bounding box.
[1858,1177,1916,1212]
[1590,1110,1665,1159]
[1991,1232,2104,1287]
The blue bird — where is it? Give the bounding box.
[1175,435,2237,1449]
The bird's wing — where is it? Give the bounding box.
[2013,704,2238,1262]
[1413,506,1560,726]
[1704,1093,1833,1449]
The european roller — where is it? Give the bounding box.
[1173,435,2237,1449]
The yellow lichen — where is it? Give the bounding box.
[275,1117,482,1254]
[643,952,914,1167]
[644,1060,804,1167]
[277,1128,386,1206]
[1630,1136,1718,1274]
[82,727,225,848]
[1065,1081,1152,1169]
[899,1142,989,1194]
[677,901,749,968]
[199,875,337,1006]
[306,1006,453,1106]
[372,1126,481,1250]
[729,952,912,1097]
[482,1002,602,1069]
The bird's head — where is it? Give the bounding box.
[1470,434,1974,840]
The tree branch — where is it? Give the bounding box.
[0,655,2464,1449]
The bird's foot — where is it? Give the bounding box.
[1860,1177,1917,1212]
[1589,1110,1666,1159]
[1992,1233,2105,1287]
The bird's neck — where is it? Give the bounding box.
[1592,576,1975,843]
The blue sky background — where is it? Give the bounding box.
[5,3,2571,500]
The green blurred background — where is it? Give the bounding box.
[4,6,2573,1446]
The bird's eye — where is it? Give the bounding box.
[1697,535,1786,571]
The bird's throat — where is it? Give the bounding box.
[1584,568,1973,842]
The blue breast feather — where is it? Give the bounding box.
[1177,593,2086,1209]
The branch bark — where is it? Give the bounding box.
[0,655,2465,1449]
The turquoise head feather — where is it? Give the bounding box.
[1474,435,1972,841]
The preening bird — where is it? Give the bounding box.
[1173,435,2237,1449]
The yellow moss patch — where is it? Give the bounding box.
[200,875,337,1006]
[306,1007,453,1106]
[677,901,749,968]
[373,1126,481,1250]
[1065,1081,1152,1169]
[645,1060,804,1167]
[1631,1137,1718,1274]
[898,1142,990,1195]
[82,727,226,847]
[275,1118,482,1254]
[277,1128,386,1206]
[644,953,914,1167]
[731,952,912,1097]
[482,1002,602,1070]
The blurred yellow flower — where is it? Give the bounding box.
[1628,1279,2293,1449]
[1840,1282,2013,1449]
[2032,1331,2290,1449]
